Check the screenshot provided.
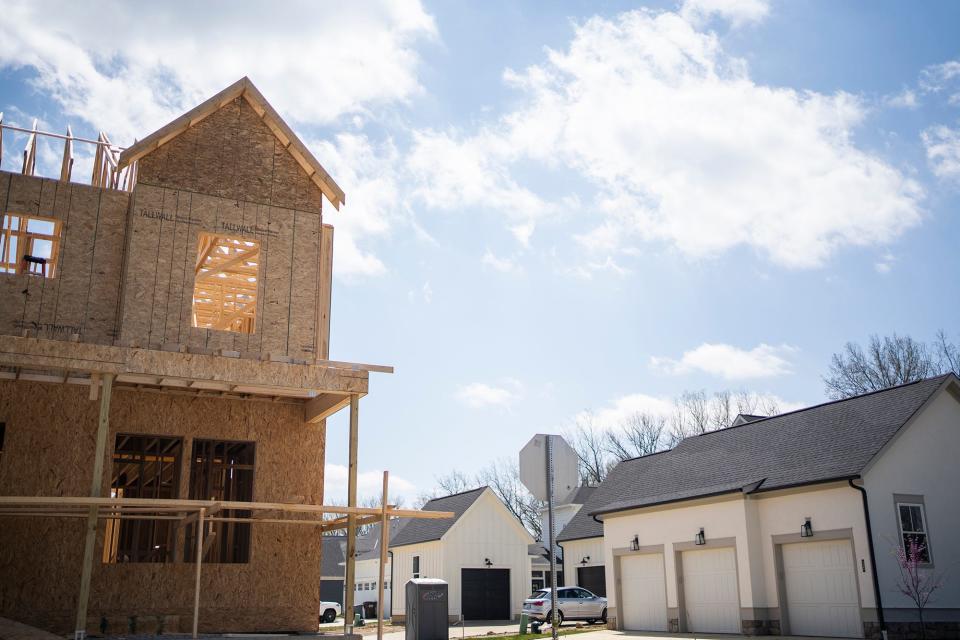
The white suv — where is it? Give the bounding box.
[523,587,607,629]
[320,601,342,623]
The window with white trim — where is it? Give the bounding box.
[897,501,932,563]
[413,555,420,578]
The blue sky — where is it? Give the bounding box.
[1,0,958,504]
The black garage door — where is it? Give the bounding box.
[577,566,606,597]
[320,579,344,605]
[461,568,510,620]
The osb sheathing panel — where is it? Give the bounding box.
[136,97,323,214]
[0,172,128,345]
[0,380,327,633]
[0,335,369,393]
[119,183,323,360]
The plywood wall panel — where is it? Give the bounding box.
[82,188,128,344]
[55,185,101,334]
[118,185,165,346]
[289,210,319,358]
[145,188,180,349]
[258,206,294,356]
[0,379,325,633]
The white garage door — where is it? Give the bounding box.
[782,539,862,638]
[619,553,668,632]
[681,547,741,633]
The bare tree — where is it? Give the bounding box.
[564,413,611,485]
[476,458,543,539]
[824,333,956,399]
[414,470,471,508]
[605,412,666,462]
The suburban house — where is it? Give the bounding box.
[0,78,428,634]
[321,536,346,606]
[557,489,606,597]
[592,374,960,639]
[351,520,401,617]
[390,487,535,622]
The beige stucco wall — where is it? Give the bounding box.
[0,380,326,633]
[863,386,960,615]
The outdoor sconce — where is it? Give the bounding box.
[801,518,813,538]
[630,535,639,551]
[580,556,591,565]
[695,528,706,545]
[484,558,493,567]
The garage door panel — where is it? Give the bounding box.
[577,565,607,597]
[461,568,510,620]
[783,540,862,638]
[682,547,741,634]
[619,553,668,632]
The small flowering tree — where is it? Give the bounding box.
[894,539,944,640]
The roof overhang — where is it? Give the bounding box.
[118,77,345,210]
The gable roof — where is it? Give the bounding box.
[321,535,346,578]
[356,519,408,561]
[390,487,487,548]
[588,374,955,520]
[118,77,345,209]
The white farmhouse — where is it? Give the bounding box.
[390,487,535,622]
[588,374,960,639]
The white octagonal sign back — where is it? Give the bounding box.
[519,434,578,503]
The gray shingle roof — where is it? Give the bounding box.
[321,536,345,577]
[567,485,597,505]
[390,487,487,548]
[356,519,408,561]
[594,375,951,517]
[558,375,952,540]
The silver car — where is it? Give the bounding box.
[523,587,607,628]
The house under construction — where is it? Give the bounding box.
[0,78,447,635]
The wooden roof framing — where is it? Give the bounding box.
[117,77,345,209]
[192,234,260,333]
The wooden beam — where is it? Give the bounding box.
[304,393,351,423]
[344,393,359,635]
[377,471,389,640]
[193,508,205,640]
[75,372,113,639]
[317,224,334,360]
[88,372,99,401]
[195,246,259,282]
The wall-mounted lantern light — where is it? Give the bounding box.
[484,558,493,568]
[801,518,813,538]
[580,556,591,565]
[695,528,706,545]
[630,535,640,551]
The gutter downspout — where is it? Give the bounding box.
[849,478,886,639]
[388,550,394,619]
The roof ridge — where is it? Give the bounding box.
[683,373,952,440]
[424,485,487,504]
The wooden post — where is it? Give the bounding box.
[192,508,205,640]
[377,471,389,640]
[344,394,360,637]
[74,372,114,640]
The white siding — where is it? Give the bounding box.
[354,557,392,614]
[563,537,605,587]
[441,489,533,618]
[863,386,960,612]
[390,541,442,616]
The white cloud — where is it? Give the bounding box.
[874,251,895,274]
[577,393,676,429]
[410,8,923,270]
[651,342,797,380]
[680,0,770,27]
[0,0,436,143]
[921,124,960,182]
[324,464,418,504]
[455,379,522,409]
[482,249,520,273]
[422,281,433,303]
[885,88,920,109]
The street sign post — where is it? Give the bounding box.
[520,434,578,640]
